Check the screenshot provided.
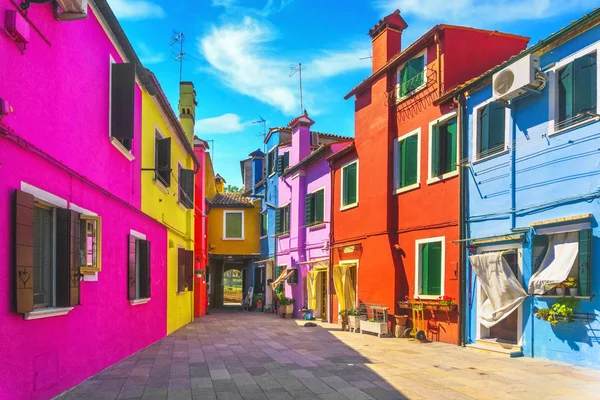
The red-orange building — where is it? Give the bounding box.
[329,10,528,344]
[194,138,210,318]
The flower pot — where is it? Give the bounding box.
[360,320,389,338]
[257,301,263,310]
[556,288,566,296]
[285,304,294,315]
[348,315,367,333]
[569,288,578,297]
[395,315,408,327]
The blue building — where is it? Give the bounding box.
[443,9,600,367]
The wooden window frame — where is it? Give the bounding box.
[393,128,421,195]
[414,236,445,299]
[340,159,359,211]
[79,215,102,275]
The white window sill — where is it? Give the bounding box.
[260,235,268,239]
[277,233,290,239]
[110,137,135,161]
[535,295,591,300]
[222,237,245,241]
[340,202,358,211]
[309,223,326,231]
[427,170,458,185]
[155,179,170,194]
[24,307,74,320]
[394,183,420,195]
[177,201,190,213]
[130,298,151,306]
[395,84,427,104]
[550,116,599,137]
[414,295,442,300]
[472,148,510,165]
[177,290,190,295]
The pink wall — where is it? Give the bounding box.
[0,3,167,398]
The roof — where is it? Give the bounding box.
[194,136,210,149]
[282,144,344,177]
[249,149,265,157]
[215,174,226,183]
[313,132,353,141]
[287,111,315,128]
[278,140,292,148]
[326,142,356,163]
[344,25,528,100]
[264,127,291,145]
[435,7,600,104]
[208,193,255,208]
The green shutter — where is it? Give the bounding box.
[400,64,410,97]
[579,229,592,297]
[532,235,549,273]
[421,243,430,295]
[344,163,357,205]
[275,208,281,234]
[400,138,407,187]
[479,104,490,157]
[284,152,290,170]
[431,123,440,177]
[402,135,418,186]
[395,140,403,189]
[489,102,506,156]
[275,266,283,294]
[314,190,325,222]
[558,62,574,123]
[407,56,424,91]
[573,53,597,118]
[277,154,284,175]
[445,118,457,174]
[427,242,442,295]
[286,205,291,233]
[305,193,314,226]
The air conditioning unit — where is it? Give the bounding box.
[492,54,541,101]
[5,10,30,43]
[55,0,88,21]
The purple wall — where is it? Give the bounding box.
[0,3,167,398]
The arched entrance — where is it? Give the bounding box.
[208,255,256,308]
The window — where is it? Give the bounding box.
[531,229,592,297]
[155,133,171,187]
[177,247,194,293]
[277,151,290,174]
[267,149,276,176]
[33,205,54,307]
[475,101,507,160]
[110,61,136,154]
[394,129,420,193]
[80,216,102,274]
[341,160,358,209]
[178,165,194,209]
[429,114,457,180]
[260,212,268,237]
[397,53,426,100]
[224,211,244,240]
[415,237,444,298]
[128,235,151,301]
[557,52,597,127]
[306,188,325,226]
[276,204,290,235]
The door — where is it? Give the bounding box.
[320,271,327,320]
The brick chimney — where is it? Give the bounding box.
[288,111,315,167]
[369,10,408,73]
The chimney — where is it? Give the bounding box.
[249,149,265,187]
[288,110,314,167]
[215,174,225,193]
[369,10,408,73]
[178,81,197,143]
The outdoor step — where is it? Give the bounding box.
[466,340,523,357]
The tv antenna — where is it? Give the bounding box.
[170,32,185,82]
[290,63,304,114]
[252,116,267,152]
[359,50,372,60]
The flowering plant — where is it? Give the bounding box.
[563,277,577,288]
[437,295,455,306]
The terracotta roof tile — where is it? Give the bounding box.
[209,193,254,208]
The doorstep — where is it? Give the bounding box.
[466,339,523,358]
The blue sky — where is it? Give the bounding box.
[107,0,597,187]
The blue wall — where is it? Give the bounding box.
[464,28,600,368]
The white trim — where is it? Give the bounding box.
[414,236,445,300]
[340,158,359,210]
[110,137,135,161]
[475,243,523,345]
[548,41,600,136]
[24,307,73,320]
[129,229,146,240]
[69,203,98,216]
[130,298,151,306]
[393,127,421,194]
[471,99,511,162]
[427,111,459,184]
[20,182,68,208]
[395,49,428,103]
[223,210,245,240]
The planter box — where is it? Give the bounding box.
[348,315,367,333]
[360,320,389,337]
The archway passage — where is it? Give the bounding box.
[208,255,258,309]
[223,268,243,304]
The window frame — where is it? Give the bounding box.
[471,99,511,163]
[154,127,171,190]
[260,211,268,238]
[427,111,459,184]
[32,203,56,309]
[108,56,135,161]
[396,49,428,103]
[277,203,291,235]
[393,127,421,195]
[130,229,151,303]
[223,210,245,240]
[548,42,600,136]
[340,159,359,211]
[267,146,277,177]
[79,215,102,275]
[311,187,326,225]
[414,236,445,300]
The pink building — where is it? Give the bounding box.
[275,113,351,320]
[0,1,167,398]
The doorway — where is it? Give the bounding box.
[320,271,327,320]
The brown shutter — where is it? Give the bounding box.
[178,248,186,292]
[111,63,136,140]
[185,250,194,290]
[56,209,80,307]
[138,240,150,299]
[15,190,34,314]
[128,235,137,300]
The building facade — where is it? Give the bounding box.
[194,138,210,317]
[448,10,600,365]
[330,10,529,345]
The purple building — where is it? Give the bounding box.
[274,113,351,320]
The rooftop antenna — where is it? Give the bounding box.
[359,50,372,61]
[170,32,185,82]
[252,116,267,152]
[289,63,304,114]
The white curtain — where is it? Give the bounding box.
[528,231,579,295]
[469,252,527,328]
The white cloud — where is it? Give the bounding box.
[137,43,165,65]
[199,17,371,115]
[107,0,166,20]
[374,0,597,24]
[196,113,245,134]
[211,0,293,17]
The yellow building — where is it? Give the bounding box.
[206,175,261,307]
[141,76,198,334]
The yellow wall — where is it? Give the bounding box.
[141,89,195,335]
[208,200,261,256]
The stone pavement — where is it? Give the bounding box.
[59,311,600,400]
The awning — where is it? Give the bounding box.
[299,258,329,272]
[469,252,527,328]
[528,231,578,295]
[297,257,328,265]
[255,258,274,265]
[270,269,295,290]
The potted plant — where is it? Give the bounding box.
[360,306,389,337]
[253,295,264,311]
[564,278,578,296]
[347,308,367,333]
[555,282,566,296]
[195,269,204,279]
[339,309,350,331]
[536,297,579,326]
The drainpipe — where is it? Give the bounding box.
[509,103,517,230]
[435,33,442,97]
[328,159,335,323]
[456,94,467,347]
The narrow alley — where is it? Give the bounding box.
[60,312,600,400]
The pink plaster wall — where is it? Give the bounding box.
[0,3,167,398]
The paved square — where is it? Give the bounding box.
[60,311,600,399]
